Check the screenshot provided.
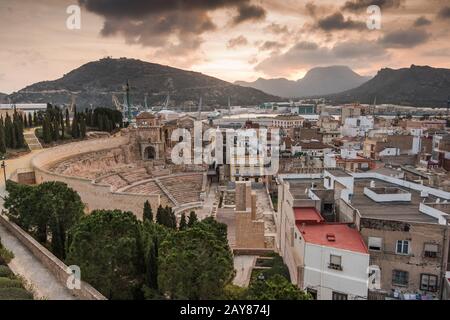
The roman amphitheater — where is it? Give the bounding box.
[30,113,212,219]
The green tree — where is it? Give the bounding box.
[0,118,6,154]
[246,274,311,300]
[187,211,198,228]
[158,219,234,299]
[155,205,164,225]
[71,112,79,138]
[143,201,153,223]
[42,117,51,144]
[4,181,83,259]
[65,109,70,128]
[66,210,142,300]
[179,213,187,230]
[28,113,33,128]
[80,116,87,139]
[4,114,14,149]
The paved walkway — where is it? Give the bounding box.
[0,148,76,300]
[0,223,76,299]
[196,182,219,219]
[233,255,257,287]
[23,129,42,151]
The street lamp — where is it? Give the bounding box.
[0,155,6,186]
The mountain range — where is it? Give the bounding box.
[3,60,450,109]
[326,65,450,108]
[6,58,280,108]
[235,66,371,98]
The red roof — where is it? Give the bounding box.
[294,207,324,224]
[296,223,368,254]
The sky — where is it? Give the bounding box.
[0,0,450,94]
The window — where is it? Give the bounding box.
[368,237,382,251]
[423,243,438,258]
[329,255,342,271]
[392,270,409,286]
[332,291,348,300]
[307,288,317,300]
[420,274,438,292]
[396,240,410,255]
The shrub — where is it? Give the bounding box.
[0,266,13,278]
[0,247,14,265]
[0,287,33,300]
[0,277,23,288]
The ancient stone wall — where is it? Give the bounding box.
[31,136,161,218]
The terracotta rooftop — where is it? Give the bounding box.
[297,223,368,254]
[294,207,324,224]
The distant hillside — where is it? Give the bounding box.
[0,92,6,103]
[7,58,280,108]
[235,66,371,98]
[327,65,450,108]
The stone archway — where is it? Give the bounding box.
[144,146,156,160]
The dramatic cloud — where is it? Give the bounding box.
[232,3,266,25]
[255,39,387,76]
[379,29,431,48]
[438,6,450,20]
[317,12,366,31]
[342,0,403,12]
[227,35,248,49]
[79,0,265,64]
[414,16,432,27]
[264,23,290,35]
[259,41,283,51]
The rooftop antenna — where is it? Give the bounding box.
[198,96,202,119]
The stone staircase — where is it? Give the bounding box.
[24,131,42,150]
[155,178,179,207]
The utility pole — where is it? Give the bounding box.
[0,157,6,186]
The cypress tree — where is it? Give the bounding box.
[0,118,6,154]
[65,109,70,128]
[143,201,153,223]
[71,114,79,138]
[156,205,164,225]
[60,112,65,139]
[146,236,159,290]
[28,113,33,128]
[179,213,187,230]
[80,116,87,139]
[33,111,38,127]
[43,117,51,144]
[187,211,198,228]
[52,119,59,141]
[4,114,13,148]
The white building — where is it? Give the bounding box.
[296,222,370,300]
[277,174,370,300]
[0,103,47,116]
[341,116,374,137]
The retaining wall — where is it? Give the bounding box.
[0,214,106,300]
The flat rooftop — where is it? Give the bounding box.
[297,223,368,254]
[352,178,438,223]
[326,169,352,177]
[286,179,325,199]
[294,207,324,224]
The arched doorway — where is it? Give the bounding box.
[144,146,156,160]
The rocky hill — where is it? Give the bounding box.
[6,58,280,108]
[327,65,450,108]
[236,66,370,98]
